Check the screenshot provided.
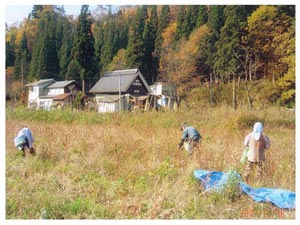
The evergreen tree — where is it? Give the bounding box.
[125,6,147,69]
[153,5,170,82]
[183,5,199,38]
[196,5,208,27]
[207,5,225,38]
[199,5,225,77]
[6,41,15,68]
[155,5,170,53]
[57,16,74,79]
[142,5,158,84]
[214,5,247,79]
[30,5,44,19]
[174,6,186,41]
[29,8,60,80]
[5,27,17,68]
[13,32,30,82]
[67,5,97,93]
[100,15,115,73]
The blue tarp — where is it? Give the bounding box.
[193,169,295,209]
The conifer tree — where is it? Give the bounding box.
[174,6,186,41]
[214,5,247,78]
[67,5,97,93]
[6,41,16,68]
[183,5,199,38]
[13,32,30,82]
[29,8,60,80]
[125,6,147,69]
[142,5,158,84]
[196,5,208,27]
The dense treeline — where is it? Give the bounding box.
[5,5,295,108]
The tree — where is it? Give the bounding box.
[247,6,278,81]
[214,6,247,79]
[125,6,147,69]
[174,6,185,41]
[67,5,97,93]
[183,5,199,38]
[142,5,158,84]
[57,16,74,79]
[196,5,208,27]
[29,8,60,80]
[107,48,127,71]
[13,32,30,84]
[5,24,17,68]
[6,40,15,68]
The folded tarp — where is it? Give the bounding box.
[193,170,295,209]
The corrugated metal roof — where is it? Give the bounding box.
[47,80,75,89]
[90,69,151,93]
[25,79,55,87]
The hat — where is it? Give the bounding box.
[253,122,263,140]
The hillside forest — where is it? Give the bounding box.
[5,5,295,109]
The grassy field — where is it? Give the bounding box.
[5,106,295,219]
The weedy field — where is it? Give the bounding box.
[5,106,295,219]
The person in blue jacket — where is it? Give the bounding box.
[14,127,35,156]
[178,122,202,155]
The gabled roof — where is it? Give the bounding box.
[90,69,151,94]
[25,79,55,88]
[47,80,76,89]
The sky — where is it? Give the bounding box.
[5,5,99,26]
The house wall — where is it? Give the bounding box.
[38,98,53,110]
[127,77,149,96]
[48,88,64,96]
[95,94,127,113]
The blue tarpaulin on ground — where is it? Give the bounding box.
[193,169,295,209]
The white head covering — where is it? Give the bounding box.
[253,122,263,140]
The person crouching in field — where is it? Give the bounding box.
[243,122,270,181]
[14,127,35,157]
[178,122,202,155]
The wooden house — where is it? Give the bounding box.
[89,69,152,113]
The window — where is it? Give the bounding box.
[133,89,140,93]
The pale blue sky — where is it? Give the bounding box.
[5,5,98,26]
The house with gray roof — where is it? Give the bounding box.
[25,79,80,110]
[90,69,152,113]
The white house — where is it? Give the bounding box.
[25,79,55,110]
[26,79,80,110]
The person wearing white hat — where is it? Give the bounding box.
[14,127,35,157]
[243,122,270,180]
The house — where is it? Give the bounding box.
[25,79,80,110]
[89,69,152,113]
[150,82,177,110]
[26,79,55,109]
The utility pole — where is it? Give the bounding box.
[119,71,121,113]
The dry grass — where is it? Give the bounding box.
[5,106,295,219]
